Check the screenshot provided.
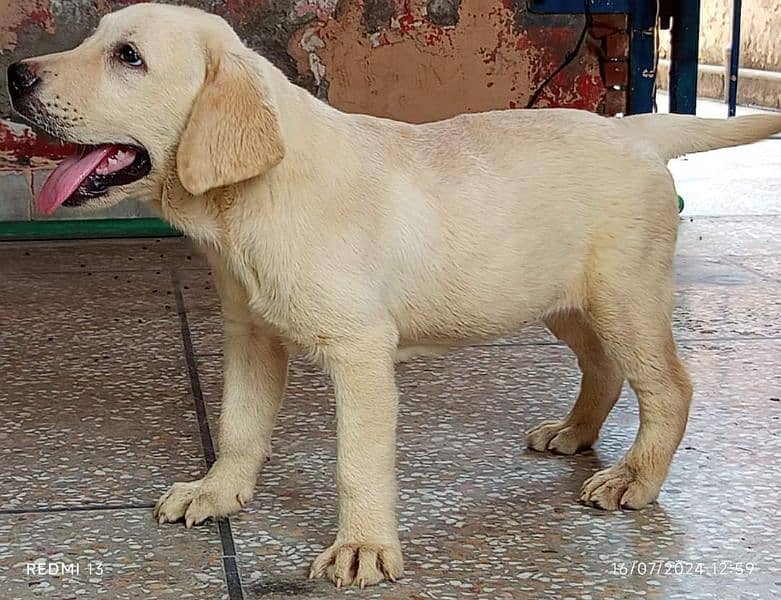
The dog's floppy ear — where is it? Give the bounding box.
[177,49,285,196]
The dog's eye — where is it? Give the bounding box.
[116,44,144,68]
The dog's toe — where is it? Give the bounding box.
[155,481,200,524]
[310,541,403,587]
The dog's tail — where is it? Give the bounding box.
[621,112,781,161]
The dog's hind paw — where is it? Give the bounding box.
[526,419,597,455]
[579,463,661,511]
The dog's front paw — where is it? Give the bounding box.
[154,476,253,527]
[309,540,403,588]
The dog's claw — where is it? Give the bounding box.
[311,541,403,588]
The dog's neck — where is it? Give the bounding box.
[152,60,366,252]
[152,154,233,247]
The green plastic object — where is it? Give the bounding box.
[0,218,180,241]
[3,196,688,239]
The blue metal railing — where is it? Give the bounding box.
[727,0,742,117]
[668,2,701,114]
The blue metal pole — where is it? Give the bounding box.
[669,0,701,114]
[727,0,742,116]
[627,0,656,114]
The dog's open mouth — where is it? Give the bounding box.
[38,144,151,214]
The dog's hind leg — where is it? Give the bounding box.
[527,309,624,455]
[578,237,692,510]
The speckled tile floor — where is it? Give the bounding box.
[0,215,780,599]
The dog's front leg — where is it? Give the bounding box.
[155,326,288,527]
[155,268,288,527]
[309,347,403,587]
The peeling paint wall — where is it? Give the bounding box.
[1,0,625,222]
[288,0,609,123]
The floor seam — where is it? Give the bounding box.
[0,503,155,516]
[720,255,780,283]
[0,266,209,276]
[171,269,244,600]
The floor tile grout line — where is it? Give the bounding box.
[222,555,243,598]
[720,254,780,284]
[470,335,781,348]
[0,503,156,516]
[171,269,244,600]
[171,270,217,467]
[0,266,210,276]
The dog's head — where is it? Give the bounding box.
[7,3,284,214]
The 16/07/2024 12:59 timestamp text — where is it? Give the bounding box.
[611,561,756,577]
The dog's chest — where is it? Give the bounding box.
[215,240,323,345]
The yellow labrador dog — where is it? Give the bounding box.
[9,2,781,588]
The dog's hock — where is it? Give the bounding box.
[176,49,285,196]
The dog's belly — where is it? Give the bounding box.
[387,237,584,345]
[395,313,541,362]
[380,185,590,345]
[392,285,562,346]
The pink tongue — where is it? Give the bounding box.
[37,145,131,214]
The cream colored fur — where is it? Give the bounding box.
[15,3,781,588]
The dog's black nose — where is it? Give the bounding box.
[7,62,40,98]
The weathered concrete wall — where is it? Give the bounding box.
[699,0,781,71]
[661,0,781,71]
[657,0,781,108]
[1,0,623,222]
